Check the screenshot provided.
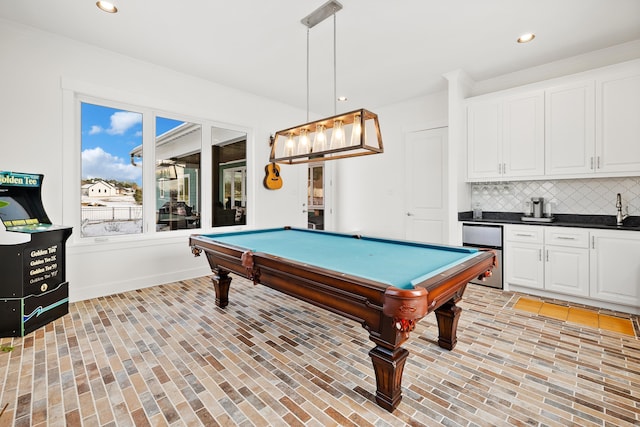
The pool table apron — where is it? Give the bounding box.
[189,234,495,412]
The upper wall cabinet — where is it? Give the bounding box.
[596,68,640,174]
[545,81,595,176]
[467,91,544,181]
[467,59,640,181]
[467,100,501,180]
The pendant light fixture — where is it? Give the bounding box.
[270,0,383,164]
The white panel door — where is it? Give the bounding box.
[404,127,447,244]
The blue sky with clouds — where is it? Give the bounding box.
[81,103,182,186]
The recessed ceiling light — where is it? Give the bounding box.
[337,96,348,102]
[517,33,535,43]
[96,1,118,13]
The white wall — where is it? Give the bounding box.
[0,20,308,301]
[4,19,638,302]
[333,92,448,238]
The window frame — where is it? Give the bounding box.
[62,79,252,245]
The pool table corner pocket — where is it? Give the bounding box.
[382,287,429,335]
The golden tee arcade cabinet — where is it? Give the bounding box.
[0,171,72,337]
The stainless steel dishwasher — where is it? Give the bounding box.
[462,223,503,289]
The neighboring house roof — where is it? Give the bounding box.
[86,181,117,192]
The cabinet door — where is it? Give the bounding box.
[503,92,544,177]
[506,242,544,289]
[596,69,640,173]
[590,230,640,307]
[545,246,590,297]
[467,101,502,180]
[545,81,595,176]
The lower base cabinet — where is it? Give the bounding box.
[590,229,640,307]
[506,226,589,297]
[506,225,640,310]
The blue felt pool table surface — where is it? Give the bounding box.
[198,228,479,290]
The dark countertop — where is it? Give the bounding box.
[458,211,640,231]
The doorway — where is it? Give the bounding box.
[307,164,324,230]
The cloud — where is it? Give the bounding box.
[106,111,142,136]
[89,125,103,135]
[82,147,142,183]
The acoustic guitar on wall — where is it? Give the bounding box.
[263,162,283,190]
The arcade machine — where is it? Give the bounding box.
[0,171,72,337]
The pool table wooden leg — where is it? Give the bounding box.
[211,268,231,308]
[434,299,461,350]
[369,345,408,412]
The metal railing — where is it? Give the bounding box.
[81,206,143,222]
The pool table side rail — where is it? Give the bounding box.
[413,250,495,312]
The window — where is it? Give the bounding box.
[80,102,143,237]
[212,129,247,227]
[154,117,201,231]
[77,97,249,239]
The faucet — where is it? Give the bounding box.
[616,193,628,226]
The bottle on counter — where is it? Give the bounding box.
[473,203,483,220]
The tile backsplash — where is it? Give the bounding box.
[470,177,640,216]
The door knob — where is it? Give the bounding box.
[406,212,414,216]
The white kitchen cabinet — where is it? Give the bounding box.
[505,226,544,289]
[543,228,590,297]
[590,229,640,307]
[467,91,544,180]
[467,100,502,180]
[595,67,640,174]
[545,81,595,176]
[506,226,590,298]
[503,93,545,177]
[467,59,640,181]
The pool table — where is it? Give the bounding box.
[189,227,495,412]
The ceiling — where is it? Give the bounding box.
[2,1,640,116]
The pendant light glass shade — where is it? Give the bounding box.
[330,120,346,149]
[284,132,296,157]
[350,113,362,146]
[312,124,327,153]
[297,129,310,155]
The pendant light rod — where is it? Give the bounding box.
[333,12,337,115]
[306,27,310,123]
[301,0,343,29]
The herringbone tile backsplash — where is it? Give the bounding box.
[470,177,640,215]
